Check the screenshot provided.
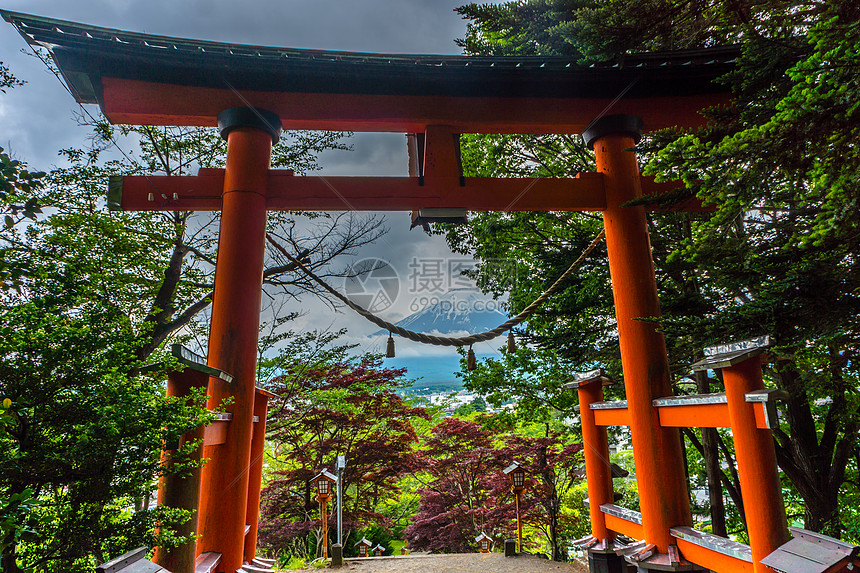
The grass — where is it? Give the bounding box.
[389,539,406,554]
[281,556,307,570]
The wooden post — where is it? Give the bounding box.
[722,356,789,571]
[584,115,691,553]
[515,490,523,553]
[197,107,281,572]
[566,371,629,572]
[244,388,274,562]
[153,367,208,573]
[321,498,329,559]
[571,373,614,543]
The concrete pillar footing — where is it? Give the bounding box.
[330,544,342,568]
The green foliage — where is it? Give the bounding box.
[257,327,355,387]
[454,0,860,541]
[456,1,588,57]
[453,402,476,418]
[0,488,39,571]
[281,555,307,569]
[0,295,213,571]
[470,395,488,413]
[566,475,638,542]
[462,346,580,424]
[259,354,426,561]
[0,149,44,292]
[0,62,24,93]
[350,526,395,557]
[640,1,860,537]
[0,150,43,224]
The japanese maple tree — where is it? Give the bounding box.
[257,357,427,560]
[404,417,582,558]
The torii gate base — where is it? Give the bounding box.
[152,344,274,573]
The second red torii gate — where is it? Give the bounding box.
[3,10,788,573]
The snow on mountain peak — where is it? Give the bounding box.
[390,288,508,335]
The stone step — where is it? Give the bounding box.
[238,564,274,573]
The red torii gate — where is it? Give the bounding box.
[6,10,830,573]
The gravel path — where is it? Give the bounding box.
[326,553,589,572]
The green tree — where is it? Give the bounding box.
[463,346,579,424]
[0,62,44,293]
[0,301,214,572]
[452,0,860,540]
[0,62,24,93]
[0,57,385,569]
[633,0,860,538]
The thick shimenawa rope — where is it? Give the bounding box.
[266,229,605,348]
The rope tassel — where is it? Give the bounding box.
[507,331,516,354]
[386,333,396,358]
[466,346,477,371]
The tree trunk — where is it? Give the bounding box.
[546,484,560,560]
[681,428,745,530]
[537,444,561,561]
[2,542,22,573]
[696,370,727,537]
[804,493,841,536]
[772,357,857,539]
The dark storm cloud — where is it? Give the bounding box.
[116,0,469,54]
[8,0,467,53]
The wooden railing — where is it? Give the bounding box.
[568,337,859,572]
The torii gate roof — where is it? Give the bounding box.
[2,10,736,133]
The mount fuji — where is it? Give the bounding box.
[375,289,510,390]
[381,288,508,336]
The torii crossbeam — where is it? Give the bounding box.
[4,10,809,573]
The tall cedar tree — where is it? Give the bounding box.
[258,358,427,560]
[452,0,860,539]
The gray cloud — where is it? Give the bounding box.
[2,0,467,166]
[317,133,409,177]
[2,0,493,370]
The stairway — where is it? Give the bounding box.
[237,556,276,573]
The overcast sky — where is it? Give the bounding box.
[1,0,509,364]
[1,0,471,168]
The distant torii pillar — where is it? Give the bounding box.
[196,108,282,572]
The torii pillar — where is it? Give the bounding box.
[196,108,282,572]
[583,115,693,556]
